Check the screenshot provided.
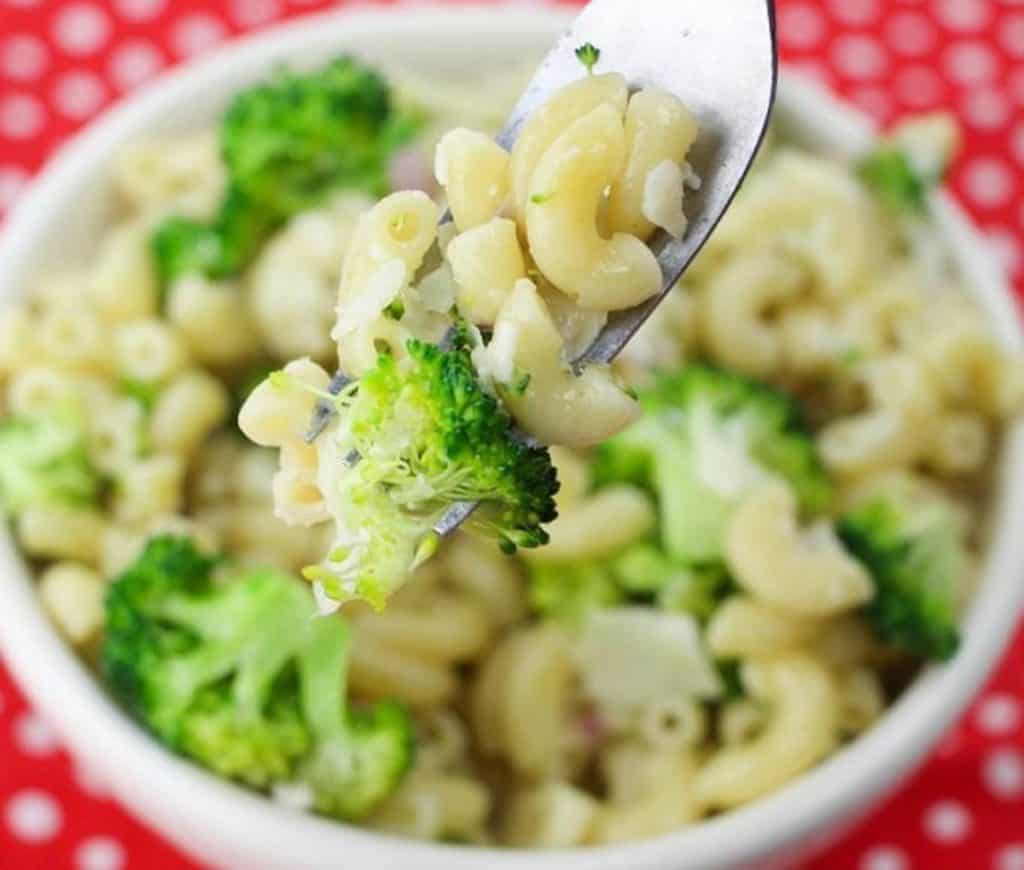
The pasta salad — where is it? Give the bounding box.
[0,51,1021,849]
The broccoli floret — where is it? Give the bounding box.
[715,659,745,700]
[222,57,415,214]
[575,43,601,75]
[152,57,419,294]
[117,378,161,415]
[858,115,958,214]
[299,333,559,610]
[103,536,414,817]
[857,147,927,213]
[527,542,730,623]
[838,496,963,660]
[527,560,624,622]
[0,413,101,514]
[593,365,831,564]
[152,186,277,291]
[614,543,731,619]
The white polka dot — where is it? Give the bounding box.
[1001,15,1024,58]
[171,14,227,57]
[828,0,880,25]
[895,66,945,108]
[995,844,1024,870]
[983,747,1024,799]
[107,40,163,90]
[1,35,48,81]
[977,693,1023,735]
[963,88,1011,131]
[923,799,972,843]
[230,0,281,27]
[851,86,892,121]
[936,0,991,31]
[0,94,44,139]
[778,3,826,50]
[944,41,1000,85]
[832,35,888,80]
[988,227,1023,276]
[13,712,59,756]
[859,845,909,870]
[52,3,111,57]
[53,72,106,120]
[5,790,62,843]
[111,0,166,20]
[75,836,125,870]
[0,166,28,210]
[885,12,937,57]
[963,158,1016,208]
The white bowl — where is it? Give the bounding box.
[1,6,1021,870]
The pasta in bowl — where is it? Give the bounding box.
[0,7,1022,870]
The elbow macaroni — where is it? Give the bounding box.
[524,104,662,312]
[694,653,840,809]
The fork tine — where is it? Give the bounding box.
[433,500,479,537]
[304,370,353,443]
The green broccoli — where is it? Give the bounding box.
[117,378,161,414]
[575,43,601,75]
[151,186,277,290]
[857,147,927,213]
[593,365,831,564]
[613,543,731,618]
[0,413,101,514]
[527,541,730,623]
[527,560,624,622]
[103,536,414,818]
[838,495,963,660]
[152,57,419,294]
[296,330,558,610]
[857,115,958,214]
[221,57,415,215]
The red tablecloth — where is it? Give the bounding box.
[1,1,1022,868]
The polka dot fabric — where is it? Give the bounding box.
[0,1,1022,867]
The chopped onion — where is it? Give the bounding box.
[575,607,722,713]
[642,159,688,239]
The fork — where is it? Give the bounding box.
[307,0,778,537]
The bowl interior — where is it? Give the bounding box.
[0,6,1022,870]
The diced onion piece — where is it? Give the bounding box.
[312,580,341,615]
[642,159,687,239]
[485,318,521,385]
[575,607,722,714]
[332,259,406,338]
[416,263,457,314]
[891,112,960,181]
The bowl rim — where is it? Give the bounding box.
[0,5,1022,870]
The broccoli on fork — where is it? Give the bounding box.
[103,536,414,818]
[295,329,559,611]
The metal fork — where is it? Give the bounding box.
[308,0,778,537]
